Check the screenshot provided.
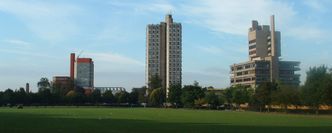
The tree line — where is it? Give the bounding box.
[1,65,331,114]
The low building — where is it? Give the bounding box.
[94,87,126,94]
[52,76,72,88]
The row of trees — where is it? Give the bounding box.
[1,65,331,114]
[0,77,146,106]
[145,65,332,114]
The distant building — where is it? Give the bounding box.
[52,76,73,90]
[75,58,94,88]
[94,87,126,94]
[25,83,29,93]
[146,14,182,96]
[230,15,300,88]
[70,53,94,88]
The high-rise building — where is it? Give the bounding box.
[146,14,182,95]
[72,55,94,88]
[230,15,300,88]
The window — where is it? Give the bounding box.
[249,39,256,44]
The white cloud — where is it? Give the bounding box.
[84,52,144,73]
[180,0,296,35]
[0,48,59,59]
[0,0,82,42]
[87,52,144,66]
[180,0,332,44]
[303,0,331,13]
[197,45,223,55]
[286,25,331,43]
[108,0,174,14]
[2,39,31,48]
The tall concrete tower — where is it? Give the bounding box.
[230,15,300,88]
[146,14,182,95]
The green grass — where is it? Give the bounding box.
[1,107,332,133]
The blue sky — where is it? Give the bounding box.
[0,0,331,92]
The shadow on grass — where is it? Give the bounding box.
[0,112,332,133]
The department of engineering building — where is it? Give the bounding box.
[230,15,300,88]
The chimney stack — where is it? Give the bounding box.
[70,53,75,80]
[270,15,276,56]
[25,83,29,93]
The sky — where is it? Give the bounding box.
[0,0,331,92]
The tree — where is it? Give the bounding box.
[115,91,130,104]
[15,88,28,105]
[272,85,300,112]
[205,91,219,109]
[137,86,148,104]
[302,65,332,114]
[194,98,207,108]
[91,89,102,104]
[224,88,233,104]
[2,89,14,106]
[253,82,278,112]
[181,81,205,108]
[232,85,251,109]
[149,88,165,106]
[148,74,162,90]
[167,84,182,107]
[38,89,52,105]
[38,78,50,92]
[0,91,3,106]
[129,88,139,105]
[65,90,85,105]
[102,90,115,104]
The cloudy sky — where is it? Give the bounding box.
[0,0,331,92]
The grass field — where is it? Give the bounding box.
[1,107,332,133]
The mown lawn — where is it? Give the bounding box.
[0,107,332,133]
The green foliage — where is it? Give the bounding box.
[223,85,252,108]
[194,98,207,107]
[115,91,130,104]
[302,65,332,113]
[91,89,102,103]
[167,84,182,106]
[181,81,205,108]
[136,86,148,104]
[149,88,165,106]
[39,89,52,105]
[205,91,219,108]
[253,82,278,111]
[15,88,28,104]
[65,90,85,105]
[1,89,14,105]
[129,88,139,104]
[231,85,251,106]
[148,74,162,89]
[272,85,301,111]
[102,90,115,104]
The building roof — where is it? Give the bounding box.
[77,58,93,63]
